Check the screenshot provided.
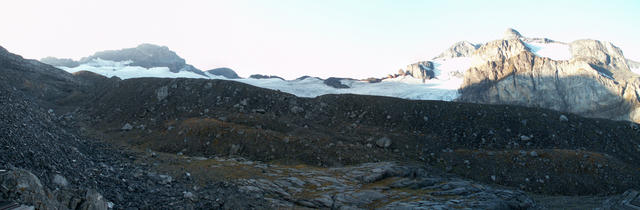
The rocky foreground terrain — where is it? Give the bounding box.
[3,39,640,210]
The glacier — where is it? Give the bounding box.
[57,58,472,101]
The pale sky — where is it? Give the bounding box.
[1,0,639,79]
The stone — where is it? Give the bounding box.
[52,174,69,187]
[559,115,569,122]
[121,123,133,131]
[156,86,168,101]
[375,137,392,148]
[290,106,304,114]
[157,175,173,185]
[79,189,109,210]
[183,191,197,202]
[230,144,241,155]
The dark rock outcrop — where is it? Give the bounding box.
[249,74,284,80]
[206,67,240,79]
[324,77,351,88]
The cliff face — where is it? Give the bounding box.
[458,36,640,122]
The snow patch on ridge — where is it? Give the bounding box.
[524,41,571,60]
[632,67,640,75]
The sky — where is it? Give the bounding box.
[1,0,639,79]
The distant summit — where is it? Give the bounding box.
[41,43,205,76]
[206,67,240,79]
[503,28,523,39]
[80,43,200,74]
[433,41,479,60]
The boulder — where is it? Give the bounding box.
[375,137,392,148]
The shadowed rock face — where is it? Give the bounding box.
[459,37,640,122]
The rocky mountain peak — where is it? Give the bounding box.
[78,43,195,74]
[471,39,529,66]
[569,39,630,72]
[433,41,479,60]
[503,28,523,40]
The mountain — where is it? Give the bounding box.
[41,43,208,77]
[456,28,640,122]
[206,67,240,79]
[39,30,640,124]
[386,28,640,123]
